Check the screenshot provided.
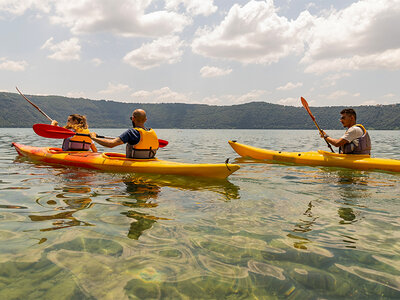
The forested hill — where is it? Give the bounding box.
[1,91,400,129]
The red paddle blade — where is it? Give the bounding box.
[301,97,315,121]
[33,124,75,139]
[158,139,168,148]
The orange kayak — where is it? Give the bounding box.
[13,143,239,179]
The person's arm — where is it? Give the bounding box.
[90,142,97,152]
[51,120,58,126]
[320,131,348,148]
[90,132,124,148]
[325,136,348,147]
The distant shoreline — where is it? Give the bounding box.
[1,91,399,129]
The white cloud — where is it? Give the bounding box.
[41,37,81,61]
[192,0,313,64]
[384,93,396,98]
[165,0,217,16]
[323,90,360,101]
[91,58,103,66]
[99,82,131,94]
[50,0,191,37]
[305,2,317,10]
[327,73,351,81]
[129,88,267,105]
[302,0,400,73]
[0,0,51,15]
[304,49,400,74]
[66,91,87,98]
[276,82,303,91]
[200,66,232,78]
[0,57,28,71]
[123,36,184,70]
[361,99,380,105]
[130,87,190,103]
[202,89,268,105]
[277,97,301,106]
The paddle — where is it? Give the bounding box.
[16,87,54,122]
[301,97,335,153]
[33,124,169,148]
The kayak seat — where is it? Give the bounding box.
[104,152,126,158]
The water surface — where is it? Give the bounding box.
[1,128,400,299]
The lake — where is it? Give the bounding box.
[1,128,400,299]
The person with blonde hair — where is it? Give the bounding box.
[52,114,97,152]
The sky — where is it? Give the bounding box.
[1,0,400,107]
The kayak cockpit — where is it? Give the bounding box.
[102,152,157,161]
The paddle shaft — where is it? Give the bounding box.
[58,131,168,146]
[16,87,53,122]
[301,97,335,153]
[74,132,111,139]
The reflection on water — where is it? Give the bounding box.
[289,201,317,250]
[1,129,400,298]
[285,167,398,254]
[119,179,164,240]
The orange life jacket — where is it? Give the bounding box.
[62,128,92,151]
[126,127,159,159]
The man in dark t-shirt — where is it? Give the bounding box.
[119,127,141,145]
[90,109,150,149]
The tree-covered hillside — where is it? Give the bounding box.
[1,92,399,129]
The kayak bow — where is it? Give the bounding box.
[13,143,240,179]
[229,141,400,173]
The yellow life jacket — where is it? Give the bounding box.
[62,128,92,151]
[126,127,159,159]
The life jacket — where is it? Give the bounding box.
[340,124,371,155]
[62,128,92,151]
[126,127,159,159]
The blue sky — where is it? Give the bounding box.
[1,0,400,106]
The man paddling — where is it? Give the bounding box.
[90,109,159,158]
[320,108,371,154]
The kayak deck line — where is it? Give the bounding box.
[229,140,400,173]
[12,143,240,179]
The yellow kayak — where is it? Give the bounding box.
[229,141,400,173]
[13,143,240,179]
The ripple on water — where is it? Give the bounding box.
[248,259,286,280]
[198,255,248,278]
[335,263,400,293]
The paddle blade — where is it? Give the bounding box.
[158,139,168,148]
[33,124,75,139]
[301,97,315,121]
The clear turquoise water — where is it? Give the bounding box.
[1,128,400,299]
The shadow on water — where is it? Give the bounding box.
[30,172,97,232]
[123,173,240,200]
[288,201,318,250]
[287,168,374,250]
[115,178,167,240]
[114,175,240,240]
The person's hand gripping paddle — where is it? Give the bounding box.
[301,97,335,153]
